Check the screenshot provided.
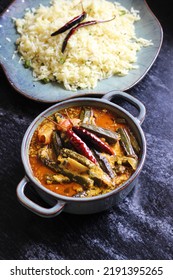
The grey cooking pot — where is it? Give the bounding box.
[17,91,146,217]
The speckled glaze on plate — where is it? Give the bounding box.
[0,0,163,103]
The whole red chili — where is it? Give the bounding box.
[51,11,87,36]
[61,16,116,53]
[65,129,98,164]
[73,126,115,155]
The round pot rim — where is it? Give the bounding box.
[21,96,147,203]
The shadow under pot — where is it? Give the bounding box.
[17,91,146,217]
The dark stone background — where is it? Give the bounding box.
[0,0,173,260]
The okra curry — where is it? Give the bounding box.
[29,106,140,197]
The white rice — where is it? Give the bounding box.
[15,0,152,91]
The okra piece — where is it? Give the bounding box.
[52,131,62,156]
[127,129,140,154]
[81,124,119,144]
[38,145,59,172]
[58,167,94,188]
[117,128,137,157]
[60,148,95,168]
[59,131,74,150]
[93,150,115,179]
[115,156,138,170]
[88,166,113,188]
[80,107,94,124]
[58,156,88,174]
[57,154,94,187]
[59,148,114,188]
[46,174,70,184]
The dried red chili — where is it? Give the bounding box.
[51,11,87,36]
[65,129,98,164]
[61,16,116,53]
[73,126,115,155]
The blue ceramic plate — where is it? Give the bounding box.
[0,0,163,103]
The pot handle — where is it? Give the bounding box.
[16,177,66,218]
[102,91,146,125]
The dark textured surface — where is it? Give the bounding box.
[0,0,173,260]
